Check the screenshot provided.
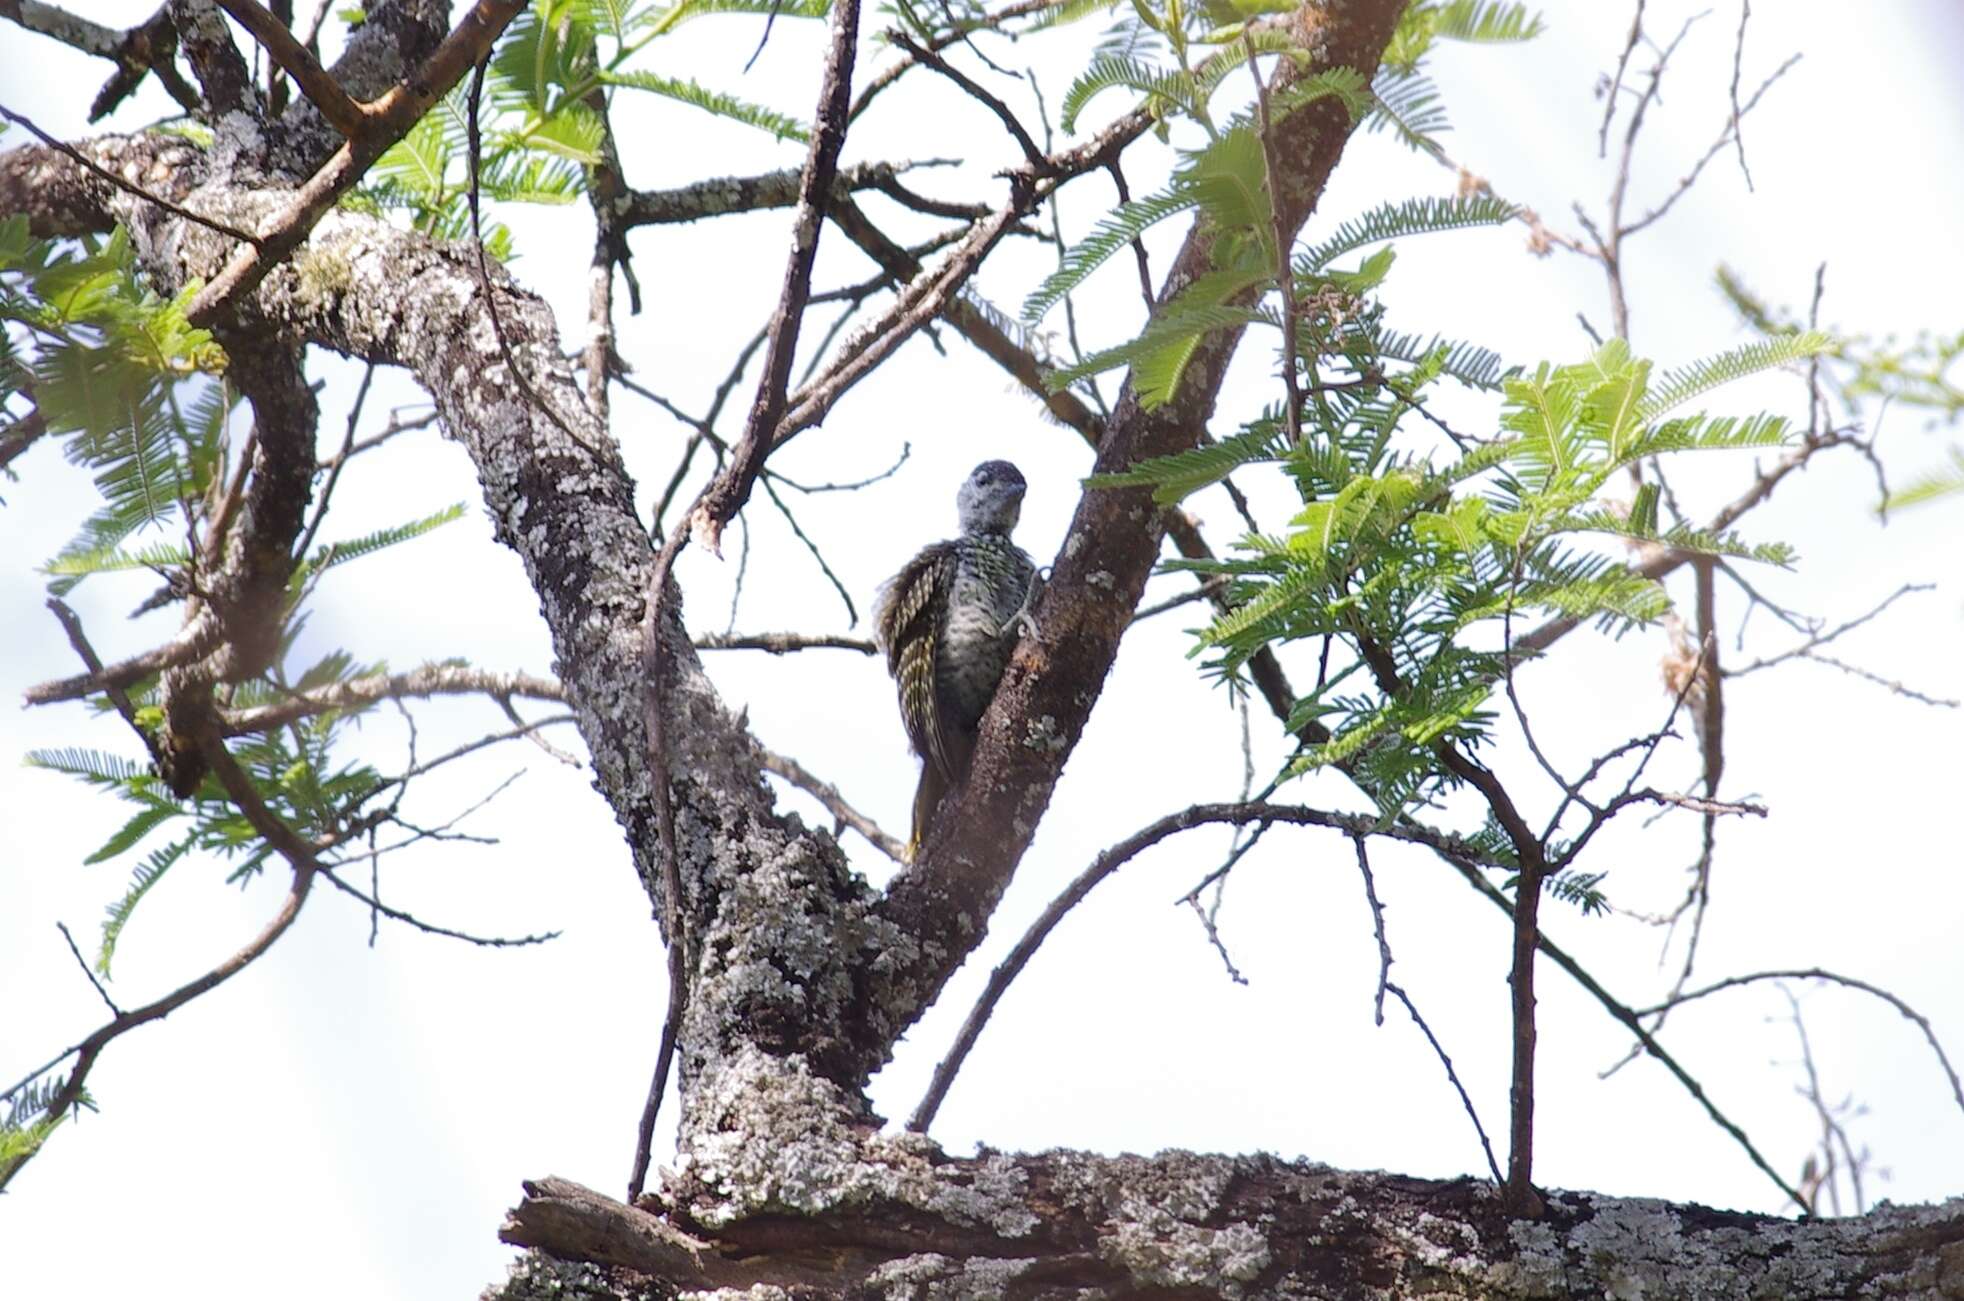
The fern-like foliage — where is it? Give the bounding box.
[600,69,808,140]
[296,502,467,577]
[1023,190,1198,323]
[1100,328,1813,831]
[1886,447,1964,512]
[1296,194,1517,273]
[1637,331,1832,420]
[1,221,234,594]
[1366,68,1449,156]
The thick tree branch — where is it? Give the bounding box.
[498,1163,1964,1300]
[182,0,527,326]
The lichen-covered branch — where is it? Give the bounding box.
[495,1155,1964,1300]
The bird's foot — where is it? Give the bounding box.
[1000,569,1045,640]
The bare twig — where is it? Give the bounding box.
[1597,0,1645,157]
[1638,968,1964,1122]
[1351,836,1392,1027]
[846,0,1053,123]
[1385,982,1502,1185]
[693,631,877,655]
[769,443,912,494]
[44,598,163,767]
[890,30,1047,170]
[760,475,859,625]
[1621,51,1800,239]
[56,922,122,1016]
[688,0,862,557]
[1726,0,1755,190]
[0,102,260,245]
[294,360,373,565]
[492,694,582,766]
[756,746,906,864]
[314,864,560,947]
[1130,576,1230,624]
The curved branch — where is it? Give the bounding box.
[909,799,1494,1132]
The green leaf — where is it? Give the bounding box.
[1060,54,1199,133]
[1622,411,1789,461]
[1431,0,1544,42]
[1884,446,1964,512]
[1182,126,1270,234]
[84,803,181,866]
[600,70,807,141]
[42,537,190,581]
[98,837,190,975]
[1298,194,1516,273]
[300,502,467,574]
[371,113,451,202]
[26,747,151,787]
[1088,426,1287,504]
[1023,188,1196,322]
[1636,331,1832,421]
[1376,330,1510,389]
[1045,302,1267,406]
[1366,68,1447,153]
[635,0,826,38]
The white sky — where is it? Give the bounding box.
[3,2,1963,1296]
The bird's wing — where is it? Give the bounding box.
[874,543,961,780]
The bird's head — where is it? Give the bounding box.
[956,459,1027,535]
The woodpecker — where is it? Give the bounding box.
[874,460,1040,861]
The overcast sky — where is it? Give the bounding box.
[4,2,1963,1296]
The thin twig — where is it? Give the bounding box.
[1385,982,1502,1185]
[1726,0,1755,190]
[0,102,261,245]
[687,0,862,556]
[1597,0,1645,158]
[693,631,876,655]
[56,922,122,1016]
[1642,968,1964,1121]
[890,30,1047,170]
[314,865,560,947]
[1351,836,1393,1027]
[756,746,906,863]
[1245,31,1303,446]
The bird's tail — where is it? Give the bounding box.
[908,763,949,864]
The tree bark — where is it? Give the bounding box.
[495,1159,1964,1300]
